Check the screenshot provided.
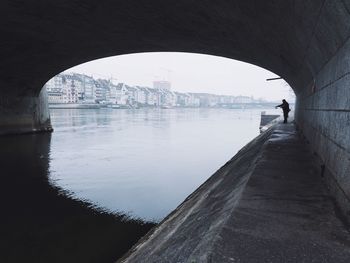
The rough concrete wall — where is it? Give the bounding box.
[296,34,350,220]
[0,89,52,135]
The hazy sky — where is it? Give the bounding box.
[65,52,294,101]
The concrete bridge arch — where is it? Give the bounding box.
[1,0,350,220]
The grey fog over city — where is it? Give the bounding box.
[65,52,294,101]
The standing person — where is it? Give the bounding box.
[275,99,290,123]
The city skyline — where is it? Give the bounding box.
[64,52,295,101]
[45,72,282,110]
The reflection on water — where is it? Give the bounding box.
[0,107,280,262]
[0,132,154,263]
[49,108,278,222]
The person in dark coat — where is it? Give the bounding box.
[275,99,290,123]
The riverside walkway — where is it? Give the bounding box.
[120,123,350,263]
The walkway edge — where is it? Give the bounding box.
[118,126,276,262]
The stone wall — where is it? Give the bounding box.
[296,34,350,221]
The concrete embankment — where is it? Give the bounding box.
[120,123,350,262]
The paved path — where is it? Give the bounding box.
[120,123,350,263]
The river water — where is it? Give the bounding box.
[48,108,279,222]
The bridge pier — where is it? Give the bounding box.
[0,89,52,135]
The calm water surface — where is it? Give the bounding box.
[49,108,279,222]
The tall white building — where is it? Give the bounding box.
[153,80,171,91]
[135,86,147,105]
[114,83,129,105]
[45,75,64,103]
[61,77,78,103]
[82,75,96,102]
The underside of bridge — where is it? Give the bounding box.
[1,0,349,221]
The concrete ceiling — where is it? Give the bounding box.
[1,0,349,96]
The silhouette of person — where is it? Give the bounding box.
[275,99,290,123]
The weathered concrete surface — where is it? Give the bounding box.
[296,26,350,222]
[0,88,52,135]
[120,123,350,262]
[259,114,280,132]
[260,114,280,127]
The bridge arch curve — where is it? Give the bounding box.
[1,1,350,218]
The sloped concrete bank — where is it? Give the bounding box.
[120,123,350,263]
